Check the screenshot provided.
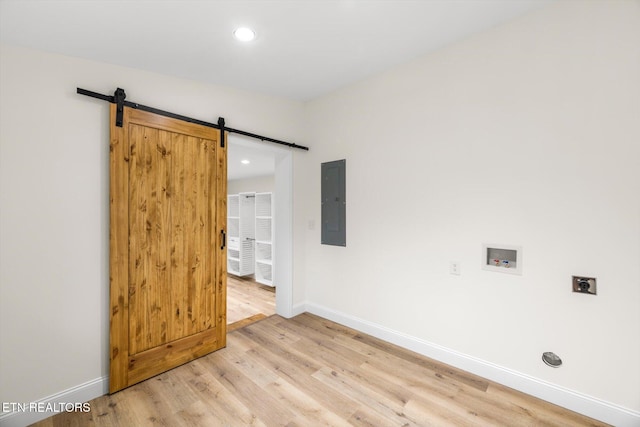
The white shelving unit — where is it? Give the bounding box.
[227,193,255,276]
[254,192,274,286]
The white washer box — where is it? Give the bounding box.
[482,244,522,275]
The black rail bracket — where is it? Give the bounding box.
[218,117,226,148]
[114,88,126,127]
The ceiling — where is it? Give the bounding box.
[227,135,279,181]
[0,0,552,180]
[0,0,552,102]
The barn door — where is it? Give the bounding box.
[109,104,227,393]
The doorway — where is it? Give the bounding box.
[226,135,293,327]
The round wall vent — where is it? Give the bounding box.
[542,352,562,367]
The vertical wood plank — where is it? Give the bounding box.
[204,138,214,331]
[144,127,155,352]
[184,136,198,336]
[154,130,171,347]
[196,137,209,332]
[216,131,228,348]
[145,126,160,351]
[130,125,156,354]
[109,104,130,393]
[169,133,186,342]
[127,124,142,356]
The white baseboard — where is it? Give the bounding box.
[304,301,640,427]
[0,376,107,427]
[290,302,307,317]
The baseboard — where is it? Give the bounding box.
[0,376,108,427]
[290,301,307,317]
[304,301,640,427]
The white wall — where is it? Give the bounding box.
[0,44,304,410]
[298,0,639,419]
[228,175,275,194]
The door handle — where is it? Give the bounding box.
[220,230,226,250]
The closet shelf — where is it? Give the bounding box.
[226,193,255,277]
[254,192,274,287]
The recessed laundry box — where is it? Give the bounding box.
[482,244,522,275]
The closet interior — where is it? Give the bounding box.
[227,192,274,287]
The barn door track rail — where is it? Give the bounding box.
[77,87,309,151]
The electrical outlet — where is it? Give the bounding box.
[450,261,461,276]
[572,276,597,295]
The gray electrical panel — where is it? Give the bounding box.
[321,159,346,246]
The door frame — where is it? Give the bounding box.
[228,135,294,318]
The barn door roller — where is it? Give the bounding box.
[114,88,126,128]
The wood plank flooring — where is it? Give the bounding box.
[226,274,276,326]
[32,313,607,427]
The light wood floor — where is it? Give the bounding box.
[32,313,607,427]
[226,274,276,328]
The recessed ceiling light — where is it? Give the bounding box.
[241,159,251,165]
[233,27,255,42]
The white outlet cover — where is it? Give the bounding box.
[450,261,461,275]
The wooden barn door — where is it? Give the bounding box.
[109,104,227,393]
